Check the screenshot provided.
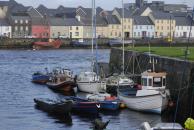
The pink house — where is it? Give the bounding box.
[31,18,50,38]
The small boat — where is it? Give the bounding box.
[64,96,100,114]
[46,69,76,92]
[32,69,50,84]
[86,92,120,111]
[117,70,170,114]
[108,38,133,47]
[32,39,61,50]
[140,122,183,130]
[70,39,91,47]
[34,98,72,115]
[106,74,134,95]
[77,72,106,93]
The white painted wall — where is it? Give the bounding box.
[175,26,194,38]
[0,26,11,38]
[133,25,155,38]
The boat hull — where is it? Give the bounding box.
[118,92,168,114]
[34,98,72,114]
[77,82,106,93]
[47,81,76,92]
[33,39,61,50]
[100,101,120,111]
[32,74,50,84]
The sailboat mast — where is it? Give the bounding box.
[122,0,125,75]
[91,0,94,72]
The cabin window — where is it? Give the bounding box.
[142,78,147,86]
[153,77,162,87]
[20,20,23,24]
[148,78,152,86]
[163,78,166,86]
[25,20,28,24]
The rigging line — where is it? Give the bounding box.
[173,6,194,125]
[91,0,94,73]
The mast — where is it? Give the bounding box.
[122,0,125,75]
[91,0,94,72]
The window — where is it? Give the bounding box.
[15,20,18,24]
[176,32,178,37]
[138,32,140,36]
[124,25,126,29]
[148,78,152,86]
[147,26,149,29]
[25,26,28,31]
[128,19,130,22]
[161,26,163,30]
[157,26,159,30]
[181,26,183,30]
[142,78,147,86]
[20,26,23,31]
[119,32,121,37]
[25,20,28,24]
[110,32,113,36]
[128,25,130,29]
[20,20,23,24]
[178,26,179,30]
[15,26,18,31]
[112,25,114,29]
[75,32,79,36]
[161,20,163,23]
[153,77,162,87]
[140,26,142,29]
[148,32,150,37]
[163,78,166,86]
[134,32,136,37]
[136,26,138,29]
[70,26,72,30]
[117,25,119,29]
[115,32,117,36]
[76,27,79,30]
[160,32,163,36]
[157,20,159,23]
[150,26,152,29]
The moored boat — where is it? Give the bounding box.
[32,69,50,84]
[46,69,76,92]
[117,70,170,114]
[64,96,100,114]
[106,74,134,95]
[86,92,120,110]
[140,122,183,130]
[32,39,61,50]
[77,72,106,93]
[34,98,72,115]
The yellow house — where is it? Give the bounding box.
[149,12,176,38]
[112,8,133,38]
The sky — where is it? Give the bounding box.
[14,0,194,10]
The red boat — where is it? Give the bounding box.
[33,39,62,50]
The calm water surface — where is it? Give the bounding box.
[0,49,162,130]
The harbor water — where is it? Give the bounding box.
[0,49,162,130]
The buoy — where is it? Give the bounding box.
[120,103,126,108]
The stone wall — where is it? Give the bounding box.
[109,48,194,124]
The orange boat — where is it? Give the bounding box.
[33,39,62,50]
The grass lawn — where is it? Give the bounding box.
[126,46,194,61]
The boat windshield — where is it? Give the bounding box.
[153,77,162,87]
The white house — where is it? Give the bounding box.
[0,19,11,38]
[175,16,194,38]
[133,16,155,38]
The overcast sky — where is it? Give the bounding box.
[15,0,194,10]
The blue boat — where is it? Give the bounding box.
[32,72,50,84]
[64,96,100,114]
[99,100,120,111]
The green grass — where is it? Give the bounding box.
[126,46,194,61]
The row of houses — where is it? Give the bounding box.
[0,0,194,39]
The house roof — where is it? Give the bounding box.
[0,19,9,26]
[63,18,81,26]
[114,8,133,18]
[175,16,192,26]
[104,15,120,24]
[151,11,174,19]
[134,16,154,25]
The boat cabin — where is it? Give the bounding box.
[141,71,166,90]
[77,72,99,82]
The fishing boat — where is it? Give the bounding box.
[140,122,183,130]
[64,96,100,114]
[32,39,61,50]
[34,98,72,115]
[118,70,169,114]
[86,92,120,110]
[76,0,106,94]
[77,72,106,93]
[106,74,134,95]
[32,68,50,84]
[46,69,76,92]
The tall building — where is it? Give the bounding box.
[136,0,144,8]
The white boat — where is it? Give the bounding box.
[140,122,183,130]
[77,72,106,93]
[106,74,134,95]
[118,70,170,114]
